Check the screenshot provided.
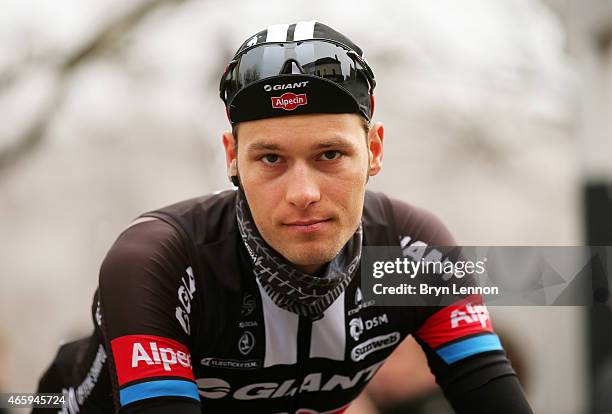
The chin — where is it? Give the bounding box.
[281,243,343,268]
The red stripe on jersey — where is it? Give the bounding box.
[110,335,195,386]
[415,295,493,349]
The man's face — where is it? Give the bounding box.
[223,113,383,274]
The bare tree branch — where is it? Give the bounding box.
[0,89,61,172]
[61,0,185,72]
[0,0,187,176]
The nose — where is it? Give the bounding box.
[284,162,321,209]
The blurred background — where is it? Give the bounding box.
[1,0,611,413]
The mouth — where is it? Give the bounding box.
[282,218,332,233]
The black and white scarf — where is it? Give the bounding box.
[235,188,362,319]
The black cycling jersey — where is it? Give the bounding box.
[35,190,531,414]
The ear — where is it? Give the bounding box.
[367,122,384,176]
[222,131,239,184]
[222,131,236,167]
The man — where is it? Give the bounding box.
[36,21,533,413]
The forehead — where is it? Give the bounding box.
[235,113,366,150]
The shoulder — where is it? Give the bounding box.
[104,217,184,260]
[98,218,197,344]
[364,190,456,246]
[145,189,237,218]
[99,218,188,284]
[140,189,238,245]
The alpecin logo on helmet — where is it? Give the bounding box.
[271,93,307,111]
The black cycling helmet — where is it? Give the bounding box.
[219,21,376,124]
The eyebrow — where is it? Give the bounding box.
[246,142,282,153]
[313,138,356,150]
[246,138,356,154]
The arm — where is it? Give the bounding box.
[389,196,533,413]
[98,218,201,413]
[413,297,533,414]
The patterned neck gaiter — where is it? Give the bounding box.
[235,188,362,319]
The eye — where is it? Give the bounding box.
[320,150,343,161]
[260,154,281,165]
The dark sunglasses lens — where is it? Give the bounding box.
[224,41,371,103]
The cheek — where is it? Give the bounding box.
[328,163,369,194]
[325,176,366,216]
[242,180,284,225]
[246,185,275,207]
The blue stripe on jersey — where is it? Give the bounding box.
[120,379,199,406]
[436,334,503,364]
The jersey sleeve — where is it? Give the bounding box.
[98,218,201,413]
[388,197,532,412]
